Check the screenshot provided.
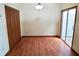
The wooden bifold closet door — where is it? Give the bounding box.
[5,5,21,50]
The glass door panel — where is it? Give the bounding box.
[61,11,68,41]
[66,8,76,47]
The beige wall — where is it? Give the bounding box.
[19,3,61,36]
[60,3,79,54]
[72,4,79,54]
[5,3,20,10]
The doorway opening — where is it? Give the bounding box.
[60,6,77,47]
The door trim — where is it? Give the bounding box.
[72,6,77,47]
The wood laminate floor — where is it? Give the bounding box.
[6,37,78,56]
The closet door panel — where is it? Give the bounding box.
[17,11,21,39]
[13,9,18,45]
[5,6,14,49]
[16,10,21,41]
[11,8,16,46]
[13,9,21,43]
[5,5,21,50]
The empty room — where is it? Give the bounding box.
[0,3,79,56]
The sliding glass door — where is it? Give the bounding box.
[61,6,77,47]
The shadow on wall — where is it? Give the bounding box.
[56,17,60,36]
[21,17,60,36]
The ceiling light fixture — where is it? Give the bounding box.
[34,3,44,10]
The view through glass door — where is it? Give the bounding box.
[61,6,77,47]
[61,11,68,41]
